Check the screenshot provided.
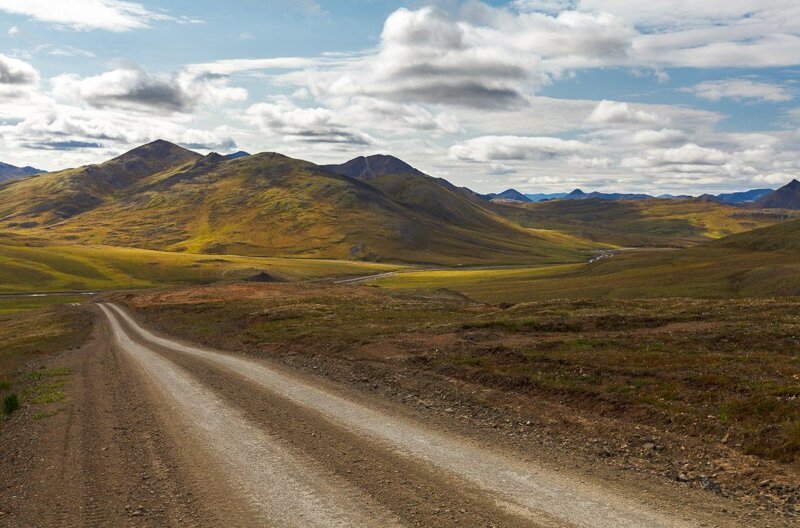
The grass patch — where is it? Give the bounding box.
[26,368,70,405]
[374,248,800,302]
[0,307,90,396]
[33,409,61,420]
[0,295,91,314]
[3,393,19,415]
[27,367,71,381]
[0,232,404,294]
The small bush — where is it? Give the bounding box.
[3,393,19,416]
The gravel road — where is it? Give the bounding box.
[0,303,756,527]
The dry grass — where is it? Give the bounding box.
[128,283,800,464]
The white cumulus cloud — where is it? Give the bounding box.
[683,79,793,103]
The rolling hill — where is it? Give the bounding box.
[375,217,800,301]
[0,142,595,266]
[713,217,800,252]
[0,232,399,293]
[485,197,797,248]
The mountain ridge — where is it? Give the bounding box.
[752,180,800,210]
[0,162,45,183]
[0,141,593,266]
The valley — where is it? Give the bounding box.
[2,141,800,526]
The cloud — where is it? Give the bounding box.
[24,139,103,150]
[269,6,635,111]
[621,143,728,170]
[0,0,198,32]
[683,79,793,103]
[38,44,96,58]
[186,57,319,77]
[0,99,238,158]
[512,1,578,15]
[449,135,590,161]
[0,54,38,85]
[630,128,687,146]
[589,127,689,147]
[586,100,662,126]
[245,98,373,145]
[51,67,247,113]
[7,25,19,36]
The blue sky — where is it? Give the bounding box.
[1,0,799,194]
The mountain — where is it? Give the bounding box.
[325,155,519,230]
[526,193,568,202]
[0,142,594,266]
[324,154,422,180]
[481,189,532,202]
[563,189,654,201]
[0,162,45,183]
[706,188,773,204]
[225,151,251,160]
[752,180,800,210]
[0,140,201,225]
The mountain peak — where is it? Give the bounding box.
[87,140,202,190]
[491,189,532,202]
[0,162,45,182]
[324,154,422,180]
[116,140,197,161]
[753,179,800,210]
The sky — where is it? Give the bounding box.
[1,1,799,195]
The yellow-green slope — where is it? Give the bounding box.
[488,198,796,247]
[0,233,400,293]
[0,143,596,266]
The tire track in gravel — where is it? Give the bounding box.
[99,304,401,528]
[103,303,693,528]
[115,313,540,527]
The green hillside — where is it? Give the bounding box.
[487,198,795,248]
[0,233,399,293]
[0,142,596,266]
[374,218,800,302]
[713,217,800,252]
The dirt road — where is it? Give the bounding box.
[0,304,766,527]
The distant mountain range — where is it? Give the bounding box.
[481,189,533,202]
[704,188,773,204]
[0,162,45,182]
[471,186,778,205]
[526,192,568,202]
[562,189,653,201]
